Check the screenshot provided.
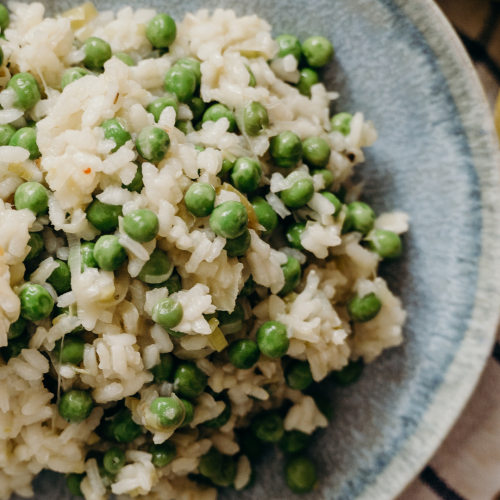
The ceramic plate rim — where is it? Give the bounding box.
[355,1,500,498]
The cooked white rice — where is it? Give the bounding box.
[0,2,408,499]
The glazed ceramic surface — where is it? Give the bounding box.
[12,0,500,499]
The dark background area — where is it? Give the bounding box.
[437,0,500,109]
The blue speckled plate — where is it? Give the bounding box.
[19,0,500,499]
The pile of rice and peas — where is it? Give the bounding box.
[0,2,409,499]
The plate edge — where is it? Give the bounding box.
[355,1,500,499]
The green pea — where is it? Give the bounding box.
[311,169,334,190]
[8,316,26,340]
[173,362,207,399]
[45,259,71,295]
[224,227,251,258]
[166,327,185,339]
[297,68,319,98]
[279,430,310,454]
[7,73,41,111]
[147,97,178,123]
[285,456,318,493]
[187,96,206,122]
[198,447,225,480]
[149,442,176,468]
[256,321,289,359]
[243,101,269,136]
[280,178,315,208]
[269,131,303,169]
[302,36,334,67]
[54,306,69,317]
[14,182,48,216]
[346,201,375,235]
[367,229,402,259]
[347,292,382,323]
[150,396,184,427]
[86,199,122,233]
[53,334,85,365]
[230,157,261,194]
[250,196,278,236]
[313,394,333,421]
[180,398,194,427]
[66,473,84,497]
[218,302,244,335]
[341,207,353,234]
[58,389,94,423]
[332,359,364,386]
[93,235,127,272]
[239,275,255,298]
[335,185,347,202]
[0,4,10,32]
[195,145,205,154]
[246,65,256,87]
[25,232,44,261]
[146,14,177,49]
[320,191,342,216]
[9,127,40,160]
[123,209,159,243]
[218,158,234,177]
[204,399,231,428]
[175,58,201,87]
[80,242,97,272]
[202,103,237,133]
[19,283,54,321]
[164,65,196,103]
[152,297,183,330]
[103,447,125,474]
[276,34,302,61]
[107,409,142,443]
[175,120,194,135]
[149,272,181,292]
[165,273,182,294]
[137,248,172,284]
[184,182,216,218]
[279,256,301,296]
[228,339,259,370]
[302,136,330,169]
[61,67,90,90]
[238,430,266,460]
[136,126,170,163]
[122,164,144,193]
[200,447,237,487]
[252,411,284,442]
[1,332,29,361]
[285,360,313,391]
[331,112,353,136]
[0,124,16,146]
[286,222,305,250]
[151,352,175,383]
[101,118,131,153]
[82,37,112,70]
[209,201,248,239]
[114,52,134,66]
[98,462,115,488]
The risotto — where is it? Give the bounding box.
[0,2,408,499]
